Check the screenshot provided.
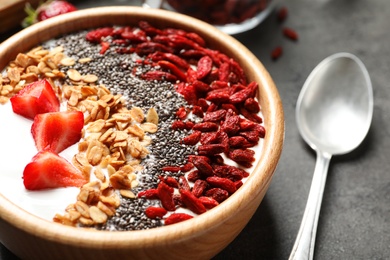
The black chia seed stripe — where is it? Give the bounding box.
[43,30,197,231]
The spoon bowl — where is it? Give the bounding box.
[296,52,373,155]
[290,52,373,260]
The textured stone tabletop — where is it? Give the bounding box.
[1,0,389,259]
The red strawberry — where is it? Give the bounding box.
[10,79,60,120]
[23,151,87,190]
[23,0,77,27]
[31,111,84,154]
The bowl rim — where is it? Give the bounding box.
[0,6,284,249]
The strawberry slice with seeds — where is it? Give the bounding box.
[23,151,87,190]
[10,79,60,120]
[31,111,84,153]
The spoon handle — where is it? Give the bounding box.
[289,151,331,260]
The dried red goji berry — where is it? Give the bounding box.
[158,60,187,82]
[283,27,299,41]
[196,56,213,80]
[206,102,218,112]
[206,176,237,194]
[180,162,194,172]
[164,176,179,188]
[197,144,226,156]
[229,81,258,104]
[203,109,227,123]
[145,206,167,219]
[240,107,263,124]
[193,122,219,132]
[168,34,200,50]
[221,115,240,136]
[277,6,288,22]
[185,32,206,47]
[138,21,164,36]
[197,98,209,112]
[192,80,211,93]
[171,120,186,130]
[228,149,255,168]
[135,42,173,56]
[176,107,187,120]
[234,180,243,189]
[210,81,229,90]
[86,27,114,43]
[138,188,159,199]
[176,83,198,105]
[165,213,193,225]
[180,189,207,214]
[221,104,239,115]
[210,154,224,165]
[179,176,191,191]
[214,165,248,181]
[239,130,261,144]
[182,131,202,145]
[198,196,219,209]
[158,182,176,211]
[200,132,219,145]
[204,188,229,203]
[187,170,201,182]
[141,71,177,82]
[192,105,204,118]
[218,62,231,82]
[121,30,147,42]
[191,156,214,176]
[244,98,260,113]
[192,179,208,197]
[271,46,283,60]
[229,136,253,148]
[206,91,230,104]
[173,194,184,207]
[229,59,247,85]
[100,41,110,55]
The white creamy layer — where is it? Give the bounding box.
[0,102,80,220]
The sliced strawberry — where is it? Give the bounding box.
[31,111,84,153]
[10,79,60,120]
[23,151,87,190]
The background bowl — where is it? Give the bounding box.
[0,6,284,260]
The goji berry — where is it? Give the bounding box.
[228,149,255,168]
[221,115,240,136]
[210,80,229,90]
[192,105,204,118]
[200,132,219,145]
[157,60,187,82]
[198,196,219,209]
[197,98,209,112]
[239,131,261,144]
[218,62,230,82]
[204,188,229,203]
[135,42,173,56]
[192,80,211,93]
[138,21,164,36]
[85,27,114,43]
[206,176,236,194]
[182,131,202,145]
[187,170,201,182]
[193,122,219,132]
[176,107,187,120]
[196,56,213,80]
[283,27,299,41]
[191,156,214,176]
[197,144,226,156]
[277,6,288,22]
[100,41,110,55]
[165,213,193,225]
[164,176,179,188]
[185,32,206,47]
[145,206,167,219]
[141,71,177,82]
[180,162,194,172]
[234,180,243,189]
[240,107,263,124]
[138,189,159,199]
[229,81,258,104]
[205,91,230,104]
[192,179,208,197]
[203,109,227,123]
[244,98,261,113]
[158,182,176,211]
[229,136,253,148]
[171,120,186,130]
[180,189,207,214]
[179,176,191,191]
[221,104,239,115]
[271,46,283,60]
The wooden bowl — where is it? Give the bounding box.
[0,6,284,260]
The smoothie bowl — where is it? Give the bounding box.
[0,6,284,260]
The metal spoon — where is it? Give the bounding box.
[289,52,374,260]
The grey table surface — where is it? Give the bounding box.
[1,0,389,259]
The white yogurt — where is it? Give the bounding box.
[0,102,80,221]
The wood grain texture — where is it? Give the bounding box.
[0,0,40,33]
[0,7,284,260]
